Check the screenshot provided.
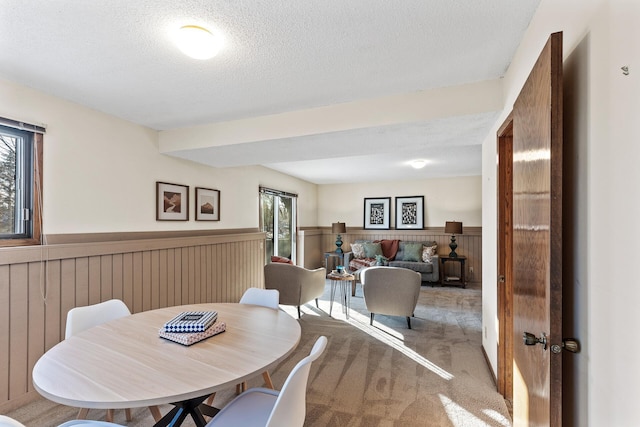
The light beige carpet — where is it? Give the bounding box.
[6,281,512,427]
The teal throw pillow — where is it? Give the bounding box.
[403,242,423,262]
[363,242,383,259]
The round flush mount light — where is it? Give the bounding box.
[174,25,222,60]
[410,159,428,169]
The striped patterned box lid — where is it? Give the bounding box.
[163,311,218,333]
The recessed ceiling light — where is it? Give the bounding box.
[410,159,428,169]
[174,25,222,60]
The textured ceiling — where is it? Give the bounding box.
[0,0,540,184]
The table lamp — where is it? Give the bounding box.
[444,221,463,258]
[332,222,346,253]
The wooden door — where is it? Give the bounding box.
[511,32,563,426]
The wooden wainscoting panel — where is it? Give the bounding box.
[60,259,76,338]
[75,257,89,308]
[132,252,143,313]
[112,254,124,303]
[143,250,153,311]
[44,259,62,352]
[9,263,29,399]
[122,253,134,312]
[0,264,9,402]
[167,248,176,307]
[0,232,265,409]
[88,256,101,306]
[27,261,45,394]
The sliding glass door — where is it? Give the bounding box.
[259,188,297,264]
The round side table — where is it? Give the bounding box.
[327,272,355,319]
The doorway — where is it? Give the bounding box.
[497,114,514,404]
[259,187,297,264]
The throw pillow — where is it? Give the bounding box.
[403,242,423,262]
[363,242,383,259]
[351,243,366,259]
[271,255,293,264]
[422,244,438,262]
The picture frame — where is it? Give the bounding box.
[363,197,391,229]
[395,196,424,229]
[195,187,220,221]
[156,181,189,221]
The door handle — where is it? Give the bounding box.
[524,332,581,354]
[523,332,547,350]
[498,275,505,283]
[551,338,581,354]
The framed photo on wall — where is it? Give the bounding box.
[156,181,189,221]
[195,187,220,221]
[395,196,424,229]
[363,197,391,229]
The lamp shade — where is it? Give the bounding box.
[332,222,346,234]
[444,221,463,235]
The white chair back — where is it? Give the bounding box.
[0,416,26,427]
[239,287,280,310]
[65,299,131,339]
[266,336,328,427]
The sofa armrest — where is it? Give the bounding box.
[343,252,354,271]
[431,254,440,280]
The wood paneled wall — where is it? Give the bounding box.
[315,227,483,283]
[0,231,265,411]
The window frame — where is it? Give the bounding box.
[0,127,42,247]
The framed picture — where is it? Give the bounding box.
[363,197,391,229]
[156,182,189,221]
[395,196,424,229]
[195,187,220,221]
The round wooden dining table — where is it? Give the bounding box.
[32,303,301,427]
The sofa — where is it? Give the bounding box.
[344,239,439,283]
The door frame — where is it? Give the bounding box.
[497,113,514,403]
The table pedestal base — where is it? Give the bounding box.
[154,395,219,427]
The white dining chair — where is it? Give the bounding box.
[239,287,280,310]
[207,288,280,406]
[0,415,26,427]
[65,299,162,423]
[239,288,280,390]
[206,335,328,427]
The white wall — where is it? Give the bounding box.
[482,0,640,425]
[0,78,317,234]
[317,175,481,228]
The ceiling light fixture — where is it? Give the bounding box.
[174,25,222,60]
[410,159,428,169]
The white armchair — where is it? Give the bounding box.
[264,263,326,318]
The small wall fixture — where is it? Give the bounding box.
[332,222,347,253]
[444,221,463,258]
[174,25,222,60]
